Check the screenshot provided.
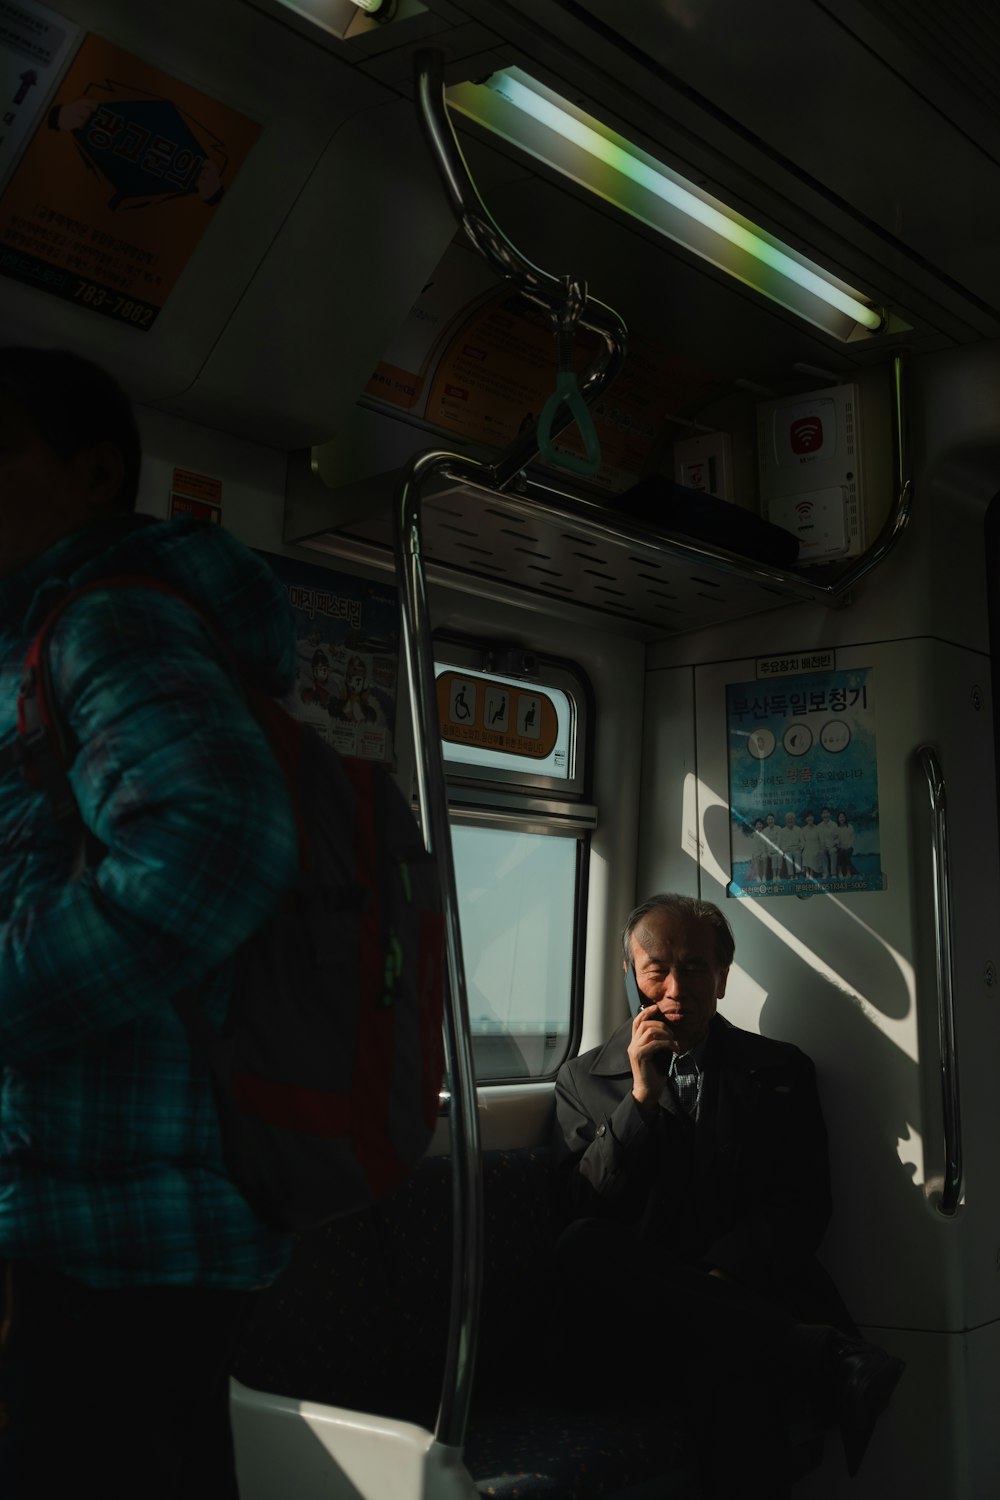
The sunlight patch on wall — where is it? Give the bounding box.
[694,776,919,1062]
[682,771,702,869]
[726,965,768,1032]
[896,1122,925,1189]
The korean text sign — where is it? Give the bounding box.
[263,553,400,768]
[0,32,260,328]
[726,667,884,898]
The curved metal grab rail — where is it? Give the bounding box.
[415,49,628,491]
[394,452,483,1450]
[825,352,911,600]
[917,745,962,1217]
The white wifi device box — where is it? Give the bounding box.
[757,384,864,563]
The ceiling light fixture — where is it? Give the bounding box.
[447,68,886,341]
[269,0,399,39]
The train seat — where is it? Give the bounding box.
[233,1148,825,1497]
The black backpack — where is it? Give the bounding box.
[16,576,446,1232]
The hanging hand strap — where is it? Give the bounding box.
[538,371,603,476]
[536,277,603,477]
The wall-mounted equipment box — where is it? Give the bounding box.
[757,384,864,563]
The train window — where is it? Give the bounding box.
[434,642,593,1083]
[451,824,581,1080]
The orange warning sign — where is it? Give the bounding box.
[0,33,260,329]
[423,289,568,450]
[436,671,558,759]
[171,467,222,505]
[170,466,222,522]
[364,360,425,411]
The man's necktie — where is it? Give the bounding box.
[671,1054,700,1119]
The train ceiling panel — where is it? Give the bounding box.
[0,0,391,406]
[850,0,1000,130]
[0,0,504,442]
[2,0,995,458]
[464,0,1000,340]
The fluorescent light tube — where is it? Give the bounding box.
[268,0,400,38]
[447,68,884,340]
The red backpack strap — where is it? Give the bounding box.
[12,574,305,864]
[14,575,198,821]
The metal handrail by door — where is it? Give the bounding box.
[917,745,963,1216]
[394,456,483,1452]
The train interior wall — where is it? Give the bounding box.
[129,334,1000,1497]
[7,1,1000,1492]
[639,342,1000,1496]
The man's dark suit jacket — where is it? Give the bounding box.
[552,1012,850,1322]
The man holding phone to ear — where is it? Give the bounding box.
[551,893,903,1496]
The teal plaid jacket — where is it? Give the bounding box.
[0,516,298,1287]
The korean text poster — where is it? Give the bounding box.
[0,30,259,328]
[262,554,400,768]
[726,666,884,898]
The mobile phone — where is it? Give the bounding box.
[627,970,672,1073]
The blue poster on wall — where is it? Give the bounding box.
[726,667,884,897]
[259,552,400,766]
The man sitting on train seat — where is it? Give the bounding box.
[551,893,904,1498]
[0,347,298,1500]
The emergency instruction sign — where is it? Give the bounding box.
[726,665,884,898]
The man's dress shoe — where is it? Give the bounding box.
[828,1334,906,1476]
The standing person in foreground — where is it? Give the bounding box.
[551,893,904,1498]
[0,347,299,1500]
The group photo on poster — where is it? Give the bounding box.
[261,553,399,766]
[726,666,884,898]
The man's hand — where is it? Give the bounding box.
[628,1004,675,1110]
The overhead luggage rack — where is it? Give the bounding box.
[295,377,910,636]
[301,469,805,633]
[420,478,794,633]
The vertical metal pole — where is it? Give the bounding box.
[917,745,963,1217]
[393,453,483,1449]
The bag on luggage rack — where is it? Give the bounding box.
[16,576,446,1233]
[610,477,801,567]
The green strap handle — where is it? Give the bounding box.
[537,369,602,477]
